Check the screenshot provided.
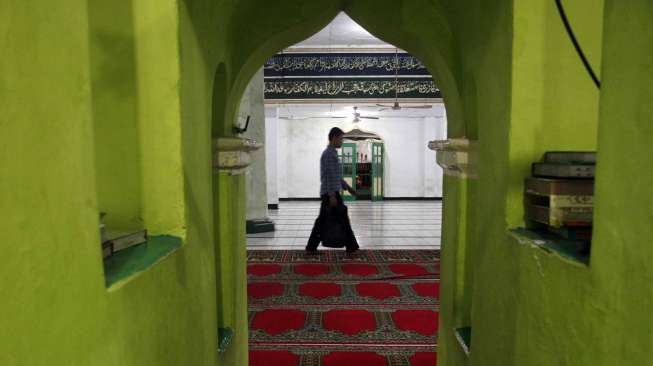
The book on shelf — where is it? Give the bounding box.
[544,151,596,164]
[102,229,148,259]
[532,162,595,179]
[525,177,594,196]
[102,241,113,259]
[526,204,593,228]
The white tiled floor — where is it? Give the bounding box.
[247,200,442,250]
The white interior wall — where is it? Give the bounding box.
[265,105,447,200]
[424,116,447,196]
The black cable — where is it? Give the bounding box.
[555,0,601,89]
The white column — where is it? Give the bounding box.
[265,106,279,206]
[277,117,289,199]
[240,68,268,220]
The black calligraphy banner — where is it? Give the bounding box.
[264,53,431,77]
[264,78,440,100]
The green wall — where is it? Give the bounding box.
[594,1,653,363]
[1,1,216,366]
[177,1,650,366]
[509,0,602,225]
[88,0,187,234]
[468,0,607,365]
[89,1,143,230]
[3,1,653,366]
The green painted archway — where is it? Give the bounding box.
[191,2,505,365]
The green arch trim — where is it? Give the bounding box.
[212,0,465,138]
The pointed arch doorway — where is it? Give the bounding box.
[193,2,507,365]
[340,128,385,201]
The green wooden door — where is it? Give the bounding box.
[371,142,384,201]
[338,143,357,201]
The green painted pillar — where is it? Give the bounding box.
[213,172,249,366]
[428,136,480,365]
[212,137,262,366]
[438,174,474,365]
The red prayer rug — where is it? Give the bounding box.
[248,280,439,307]
[248,250,440,366]
[247,262,439,281]
[248,249,440,264]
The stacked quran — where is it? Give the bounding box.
[525,152,595,243]
[99,213,148,260]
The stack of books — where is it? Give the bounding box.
[99,213,148,260]
[525,152,595,243]
[101,229,148,260]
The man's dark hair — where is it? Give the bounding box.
[328,127,345,141]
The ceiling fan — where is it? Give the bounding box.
[279,106,379,122]
[376,48,433,112]
[351,106,379,122]
[278,115,346,121]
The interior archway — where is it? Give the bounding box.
[195,1,513,365]
[213,1,465,139]
[210,4,464,366]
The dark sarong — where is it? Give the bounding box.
[306,193,359,251]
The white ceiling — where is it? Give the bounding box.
[291,12,395,49]
[268,103,446,120]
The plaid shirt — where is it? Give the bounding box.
[320,145,351,195]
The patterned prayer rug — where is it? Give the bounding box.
[248,280,440,307]
[248,250,440,366]
[248,249,440,264]
[247,250,439,281]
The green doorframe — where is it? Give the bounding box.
[339,143,357,201]
[371,142,385,201]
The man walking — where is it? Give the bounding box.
[306,127,360,254]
